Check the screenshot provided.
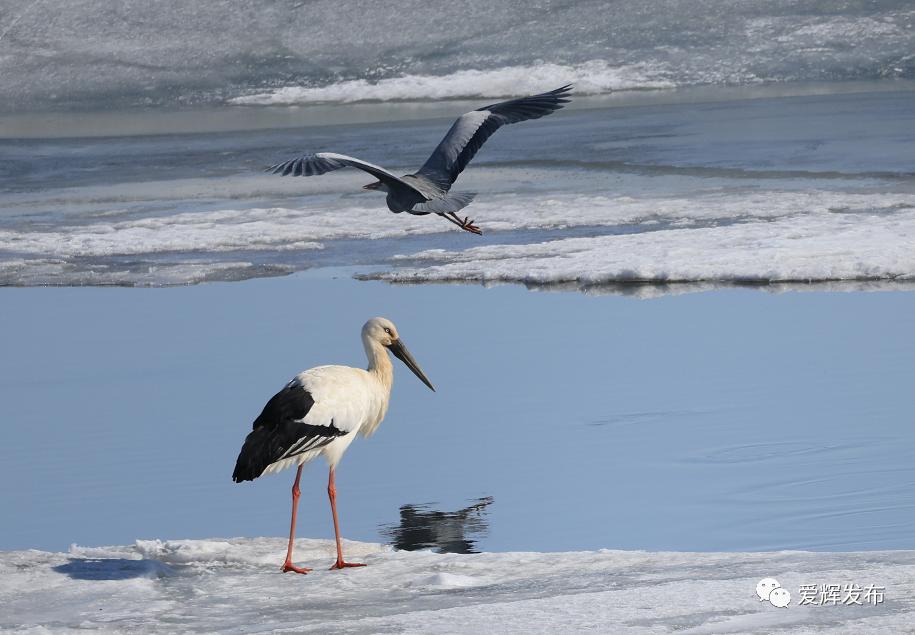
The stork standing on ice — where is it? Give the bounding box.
[267,85,573,235]
[232,317,435,573]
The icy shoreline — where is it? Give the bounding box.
[4,86,914,289]
[3,538,914,633]
[369,203,915,289]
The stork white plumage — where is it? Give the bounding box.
[232,317,435,573]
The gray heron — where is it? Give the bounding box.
[267,85,573,235]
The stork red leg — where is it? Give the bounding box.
[281,465,312,574]
[327,467,366,570]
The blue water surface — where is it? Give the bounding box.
[2,274,913,553]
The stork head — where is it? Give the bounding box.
[362,317,435,391]
[362,181,384,191]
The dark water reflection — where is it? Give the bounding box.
[381,497,493,554]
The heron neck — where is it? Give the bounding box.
[364,337,394,390]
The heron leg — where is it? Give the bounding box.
[327,467,366,570]
[442,212,483,235]
[281,464,311,574]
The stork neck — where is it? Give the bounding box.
[364,336,394,389]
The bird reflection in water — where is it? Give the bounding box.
[381,496,494,554]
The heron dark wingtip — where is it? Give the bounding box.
[552,84,574,104]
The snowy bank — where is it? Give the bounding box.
[2,538,915,633]
[368,204,915,288]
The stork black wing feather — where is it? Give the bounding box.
[232,382,346,482]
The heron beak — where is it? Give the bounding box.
[388,339,435,392]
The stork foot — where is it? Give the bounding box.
[330,560,366,570]
[282,561,312,574]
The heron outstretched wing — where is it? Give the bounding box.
[416,85,573,191]
[267,151,421,194]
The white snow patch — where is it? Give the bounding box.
[133,537,386,567]
[373,203,915,287]
[229,61,675,106]
[0,207,331,258]
[5,188,911,261]
[0,258,291,287]
[408,572,484,590]
[4,183,915,287]
[3,538,915,633]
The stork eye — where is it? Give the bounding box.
[383,327,392,335]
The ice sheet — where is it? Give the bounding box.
[2,538,914,633]
[372,195,915,286]
[5,0,912,111]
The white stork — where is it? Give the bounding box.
[232,317,435,573]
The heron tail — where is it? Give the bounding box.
[409,191,476,216]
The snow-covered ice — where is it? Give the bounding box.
[228,61,676,106]
[4,181,915,287]
[2,538,915,633]
[4,85,914,288]
[3,1,913,112]
[370,202,915,288]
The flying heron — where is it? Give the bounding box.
[232,317,435,573]
[267,85,573,235]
